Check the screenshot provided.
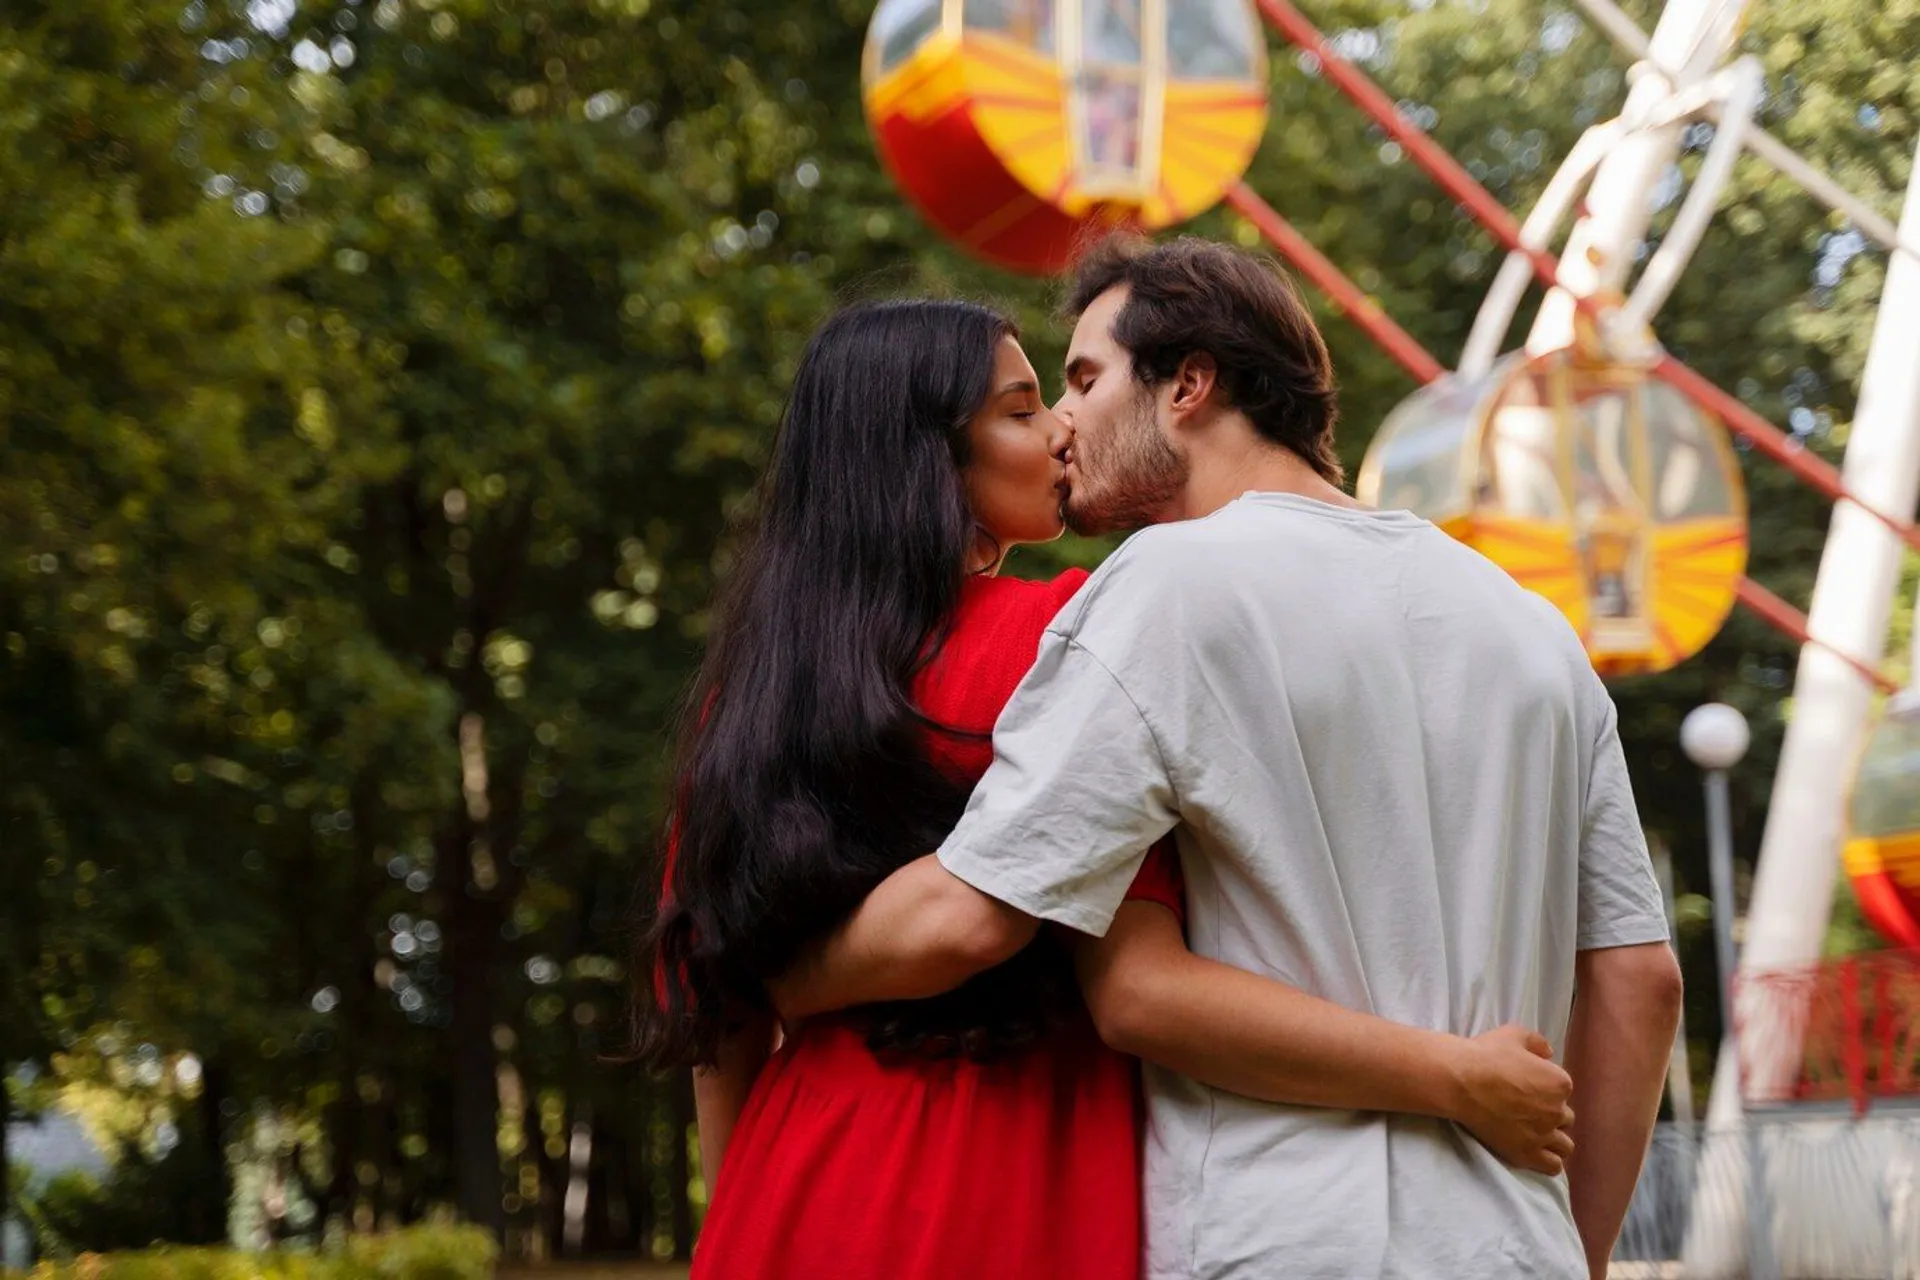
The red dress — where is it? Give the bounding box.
[690,569,1182,1279]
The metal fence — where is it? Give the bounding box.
[1611,1111,1920,1279]
[1736,951,1920,1114]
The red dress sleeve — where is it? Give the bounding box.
[1046,566,1091,611]
[1122,839,1184,927]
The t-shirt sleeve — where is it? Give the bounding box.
[1577,687,1671,951]
[937,630,1179,938]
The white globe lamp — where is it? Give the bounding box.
[1681,703,1751,772]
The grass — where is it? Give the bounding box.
[496,1266,689,1279]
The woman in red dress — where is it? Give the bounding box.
[635,301,1574,1278]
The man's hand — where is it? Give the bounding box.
[1447,1025,1576,1175]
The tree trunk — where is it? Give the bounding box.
[445,884,504,1237]
[323,780,385,1230]
[595,1120,636,1253]
[523,1085,562,1259]
[439,697,513,1239]
[1,1079,12,1258]
[374,1089,401,1228]
[669,1071,694,1261]
[195,1060,235,1242]
[320,1058,361,1229]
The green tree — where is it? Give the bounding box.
[6,0,1916,1253]
[0,0,383,1232]
[273,0,849,1241]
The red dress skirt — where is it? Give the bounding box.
[690,570,1181,1279]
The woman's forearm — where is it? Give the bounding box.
[1074,904,1576,1175]
[1077,922,1466,1117]
[693,1015,777,1195]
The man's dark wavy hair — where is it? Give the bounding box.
[1067,234,1343,484]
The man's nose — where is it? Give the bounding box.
[1045,408,1072,457]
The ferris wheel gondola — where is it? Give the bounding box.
[1845,694,1920,949]
[1357,340,1749,678]
[862,0,1270,274]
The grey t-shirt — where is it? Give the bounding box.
[938,492,1669,1279]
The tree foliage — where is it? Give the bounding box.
[2,0,1914,1253]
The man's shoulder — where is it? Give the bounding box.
[1421,532,1595,651]
[1103,519,1215,576]
[1508,581,1605,685]
[1050,520,1236,639]
[1467,565,1613,732]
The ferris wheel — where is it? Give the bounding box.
[864,0,1920,1268]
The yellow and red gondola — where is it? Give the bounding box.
[863,0,1270,274]
[1357,341,1749,679]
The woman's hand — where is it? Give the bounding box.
[1445,1025,1577,1175]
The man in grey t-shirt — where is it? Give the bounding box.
[780,237,1683,1279]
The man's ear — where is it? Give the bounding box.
[1169,352,1220,420]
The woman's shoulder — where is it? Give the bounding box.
[1041,566,1092,608]
[972,566,1091,608]
[951,568,1091,636]
[917,571,1081,733]
[931,569,1094,692]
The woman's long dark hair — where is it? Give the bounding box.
[632,300,1074,1068]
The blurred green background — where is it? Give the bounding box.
[2,0,1915,1266]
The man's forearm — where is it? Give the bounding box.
[1564,943,1685,1278]
[771,854,1039,1020]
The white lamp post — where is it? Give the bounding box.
[1678,702,1781,1279]
[1680,703,1750,1064]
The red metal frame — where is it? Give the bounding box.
[1249,0,1920,562]
[1736,950,1920,1114]
[1734,577,1898,693]
[1223,182,1446,384]
[1228,0,1905,691]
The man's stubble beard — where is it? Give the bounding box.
[1064,389,1188,536]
